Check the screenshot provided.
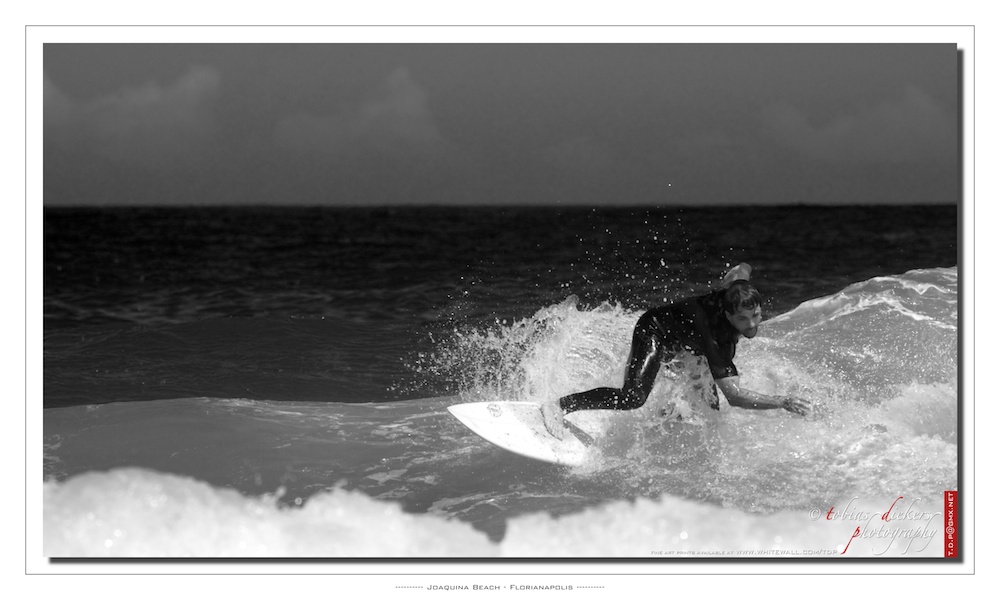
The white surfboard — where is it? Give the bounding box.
[722,262,752,287]
[447,401,610,466]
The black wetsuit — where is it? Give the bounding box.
[559,289,740,414]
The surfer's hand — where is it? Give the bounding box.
[781,395,811,416]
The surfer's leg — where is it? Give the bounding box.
[557,386,622,413]
[559,316,666,413]
[618,331,669,409]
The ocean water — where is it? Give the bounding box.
[42,205,959,557]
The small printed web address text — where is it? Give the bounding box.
[421,585,576,591]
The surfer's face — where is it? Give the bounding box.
[727,306,762,338]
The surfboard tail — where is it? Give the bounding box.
[447,401,589,466]
[722,262,752,288]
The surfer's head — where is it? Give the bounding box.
[723,280,762,338]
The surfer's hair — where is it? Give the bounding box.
[722,280,762,314]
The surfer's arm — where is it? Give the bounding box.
[715,377,810,415]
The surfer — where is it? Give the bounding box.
[541,263,811,438]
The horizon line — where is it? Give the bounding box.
[41,201,960,209]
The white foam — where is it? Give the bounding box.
[44,468,948,558]
[44,468,497,557]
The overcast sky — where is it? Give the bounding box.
[43,43,959,206]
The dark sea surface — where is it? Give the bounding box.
[44,205,958,409]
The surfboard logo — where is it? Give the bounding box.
[487,403,503,418]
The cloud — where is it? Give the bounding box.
[45,66,221,168]
[763,86,957,163]
[536,136,616,171]
[44,75,74,125]
[273,67,448,159]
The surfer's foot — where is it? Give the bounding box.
[540,401,565,439]
[660,402,682,422]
